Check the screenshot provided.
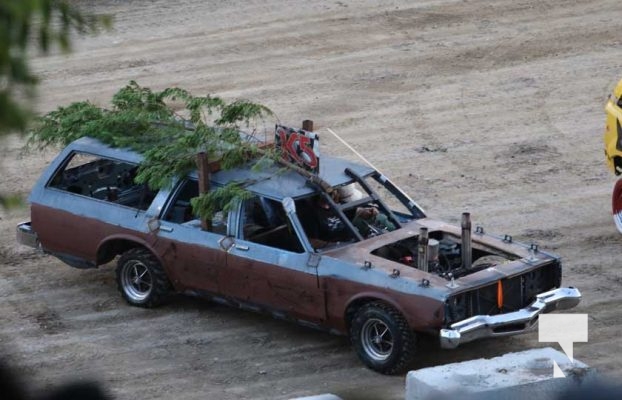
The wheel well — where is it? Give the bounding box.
[345,297,394,331]
[96,239,144,265]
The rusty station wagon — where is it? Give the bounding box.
[17,135,581,374]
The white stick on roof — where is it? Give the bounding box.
[325,127,383,174]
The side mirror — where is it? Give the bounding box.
[218,236,235,252]
[147,218,161,233]
[282,197,296,215]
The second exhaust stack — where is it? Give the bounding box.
[461,212,472,269]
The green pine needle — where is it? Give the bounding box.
[27,82,275,221]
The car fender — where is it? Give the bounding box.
[96,233,164,267]
[344,291,410,326]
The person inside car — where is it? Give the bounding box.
[352,204,395,237]
[298,195,352,248]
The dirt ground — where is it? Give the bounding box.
[1,0,622,399]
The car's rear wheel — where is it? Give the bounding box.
[116,248,171,308]
[350,302,416,374]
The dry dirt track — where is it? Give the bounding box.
[2,0,622,399]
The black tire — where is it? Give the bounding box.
[349,302,416,374]
[115,248,172,308]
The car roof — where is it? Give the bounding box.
[209,156,374,200]
[68,136,375,200]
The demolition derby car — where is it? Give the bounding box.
[17,126,581,374]
[604,77,622,232]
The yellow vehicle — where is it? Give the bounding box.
[604,78,622,232]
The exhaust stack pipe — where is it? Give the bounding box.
[461,212,472,269]
[418,227,429,272]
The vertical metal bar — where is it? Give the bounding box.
[418,227,429,272]
[461,212,472,269]
[196,151,212,232]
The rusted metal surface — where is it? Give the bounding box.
[461,212,472,269]
[20,137,581,370]
[417,227,429,273]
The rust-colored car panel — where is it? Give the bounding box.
[16,137,581,374]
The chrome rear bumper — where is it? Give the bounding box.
[439,287,581,349]
[16,221,39,249]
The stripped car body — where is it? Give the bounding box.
[17,136,581,374]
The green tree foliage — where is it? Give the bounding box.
[0,0,110,134]
[29,81,277,220]
[0,0,109,207]
[0,194,21,208]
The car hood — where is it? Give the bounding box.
[321,218,559,296]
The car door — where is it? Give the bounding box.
[220,195,327,324]
[150,179,228,295]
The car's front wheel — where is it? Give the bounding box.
[350,302,416,374]
[116,248,171,308]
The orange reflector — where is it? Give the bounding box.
[497,280,504,309]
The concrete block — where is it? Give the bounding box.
[406,347,597,400]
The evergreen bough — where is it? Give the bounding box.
[28,81,278,220]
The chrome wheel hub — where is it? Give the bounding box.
[361,318,393,361]
[121,260,153,302]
